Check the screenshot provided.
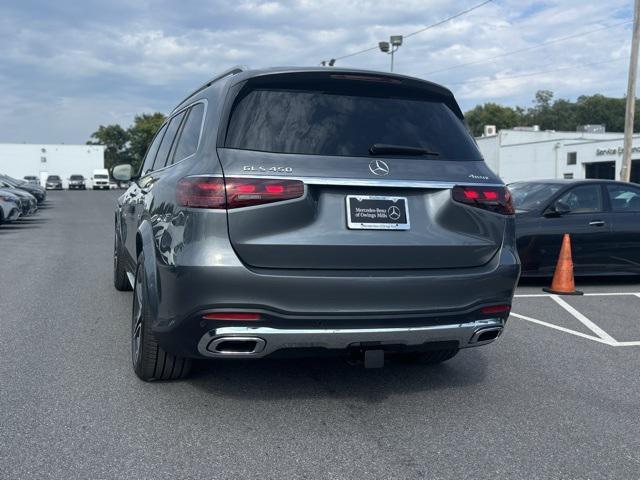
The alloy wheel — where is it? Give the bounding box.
[131,267,144,367]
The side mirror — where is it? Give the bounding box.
[545,200,571,217]
[112,164,133,182]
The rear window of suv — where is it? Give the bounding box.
[224,83,480,159]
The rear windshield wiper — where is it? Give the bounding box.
[369,143,440,156]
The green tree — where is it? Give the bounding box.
[525,91,578,131]
[464,91,640,135]
[87,124,130,171]
[127,112,165,173]
[574,94,628,132]
[464,102,525,136]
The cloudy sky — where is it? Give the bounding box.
[0,0,634,144]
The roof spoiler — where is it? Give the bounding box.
[172,65,248,113]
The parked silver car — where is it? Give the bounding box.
[0,180,37,215]
[0,190,22,224]
[23,175,39,185]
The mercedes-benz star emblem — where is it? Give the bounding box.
[369,159,390,176]
[388,205,401,221]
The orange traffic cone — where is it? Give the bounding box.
[543,234,583,295]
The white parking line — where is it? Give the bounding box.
[511,292,640,347]
[549,295,617,343]
[515,292,640,298]
[510,312,613,345]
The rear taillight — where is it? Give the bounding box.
[225,177,304,208]
[176,177,226,208]
[176,176,304,209]
[452,185,514,215]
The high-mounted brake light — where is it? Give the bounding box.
[330,74,402,84]
[177,176,304,209]
[452,185,514,215]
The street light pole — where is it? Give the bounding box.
[379,35,403,73]
[621,0,640,182]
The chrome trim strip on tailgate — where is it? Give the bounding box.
[217,174,504,189]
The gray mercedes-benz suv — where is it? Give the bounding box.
[112,67,520,381]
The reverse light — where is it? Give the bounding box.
[202,312,262,321]
[176,176,304,209]
[452,185,514,215]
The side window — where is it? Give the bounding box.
[172,103,205,164]
[556,185,603,214]
[607,184,640,212]
[140,124,167,176]
[153,111,187,170]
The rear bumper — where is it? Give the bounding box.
[143,207,519,358]
[197,320,505,358]
[150,246,518,358]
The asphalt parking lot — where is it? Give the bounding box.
[1,191,640,479]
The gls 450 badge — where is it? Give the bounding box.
[243,166,293,174]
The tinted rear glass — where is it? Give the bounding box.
[225,87,480,159]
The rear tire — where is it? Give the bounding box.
[113,231,132,291]
[397,348,459,365]
[132,253,192,381]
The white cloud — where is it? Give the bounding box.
[0,0,635,143]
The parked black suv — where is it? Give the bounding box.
[113,67,519,381]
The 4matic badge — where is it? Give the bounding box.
[468,173,490,180]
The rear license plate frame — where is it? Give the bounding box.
[346,195,410,230]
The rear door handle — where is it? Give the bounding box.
[589,220,605,227]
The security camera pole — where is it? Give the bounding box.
[621,0,640,182]
[378,35,403,72]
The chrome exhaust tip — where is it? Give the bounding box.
[469,326,503,344]
[206,337,266,356]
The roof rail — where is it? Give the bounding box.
[172,65,248,113]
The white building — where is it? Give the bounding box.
[0,143,105,188]
[476,126,640,184]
